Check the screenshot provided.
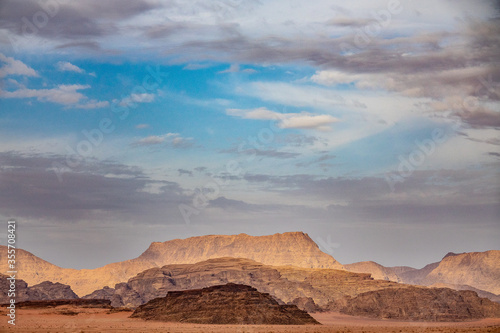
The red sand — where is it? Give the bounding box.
[1,308,499,333]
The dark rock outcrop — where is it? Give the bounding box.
[2,299,111,309]
[289,297,321,313]
[130,283,320,325]
[82,285,115,300]
[329,286,500,321]
[0,274,29,304]
[0,274,78,304]
[25,281,78,300]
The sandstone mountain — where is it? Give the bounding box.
[130,283,320,325]
[137,232,343,269]
[0,232,342,297]
[0,274,78,304]
[396,261,440,285]
[344,250,500,302]
[86,257,500,321]
[329,286,500,321]
[421,251,500,295]
[83,257,398,309]
[344,261,402,282]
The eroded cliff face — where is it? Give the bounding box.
[328,286,500,321]
[130,283,321,325]
[422,251,500,295]
[0,232,342,297]
[83,257,401,309]
[85,258,500,321]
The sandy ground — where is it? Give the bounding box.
[1,307,500,333]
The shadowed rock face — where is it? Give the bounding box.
[0,274,78,304]
[130,283,320,325]
[329,286,500,321]
[0,232,342,297]
[25,281,78,301]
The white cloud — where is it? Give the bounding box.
[75,100,109,109]
[1,84,89,105]
[56,61,85,73]
[117,93,156,107]
[241,81,368,112]
[226,107,339,131]
[132,133,194,148]
[311,70,358,86]
[130,93,155,103]
[134,135,166,146]
[310,70,384,90]
[218,64,240,74]
[218,64,257,74]
[279,114,339,130]
[0,53,38,78]
[0,84,108,108]
[135,124,150,129]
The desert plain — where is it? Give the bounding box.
[1,307,500,333]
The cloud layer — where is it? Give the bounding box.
[227,107,339,131]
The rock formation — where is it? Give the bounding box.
[344,261,402,282]
[4,299,111,309]
[83,257,397,309]
[329,286,500,321]
[429,283,500,303]
[25,281,78,301]
[130,283,320,325]
[345,250,500,302]
[0,232,342,296]
[0,274,78,304]
[421,251,500,295]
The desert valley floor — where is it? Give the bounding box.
[1,308,500,333]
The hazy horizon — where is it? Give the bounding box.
[0,0,499,270]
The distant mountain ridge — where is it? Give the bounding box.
[1,233,497,302]
[344,261,402,282]
[0,232,342,296]
[345,250,500,301]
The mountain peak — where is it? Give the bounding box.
[442,252,462,259]
[140,232,341,270]
[0,232,342,297]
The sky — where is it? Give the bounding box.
[0,0,499,270]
